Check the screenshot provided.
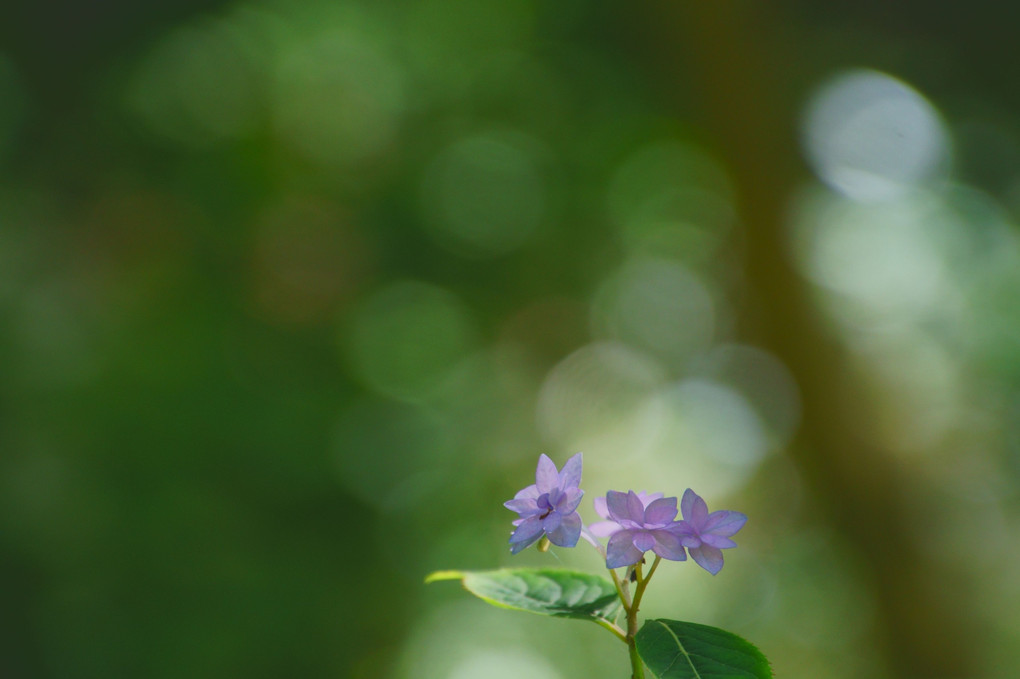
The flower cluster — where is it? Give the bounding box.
[505,454,747,575]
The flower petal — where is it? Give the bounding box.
[636,491,665,508]
[643,497,678,525]
[680,488,709,526]
[514,484,539,500]
[606,490,635,523]
[606,530,644,569]
[702,534,737,549]
[547,512,581,548]
[542,511,563,534]
[625,491,645,522]
[558,487,584,514]
[593,495,610,519]
[688,544,725,575]
[559,452,583,490]
[667,519,695,536]
[650,529,687,562]
[509,517,544,553]
[633,531,655,552]
[702,510,747,537]
[667,520,698,544]
[535,454,559,494]
[504,498,539,515]
[588,520,623,538]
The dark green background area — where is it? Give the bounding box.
[2,2,1020,678]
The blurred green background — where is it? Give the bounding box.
[3,1,1020,677]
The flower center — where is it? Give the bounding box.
[537,493,556,519]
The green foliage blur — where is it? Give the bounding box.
[3,1,1020,678]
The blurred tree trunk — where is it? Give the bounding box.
[641,2,978,678]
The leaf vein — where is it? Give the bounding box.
[654,619,703,679]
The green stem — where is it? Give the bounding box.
[627,638,645,679]
[595,617,628,643]
[623,556,661,679]
[608,564,632,610]
[631,556,660,614]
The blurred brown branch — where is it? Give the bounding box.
[646,2,978,677]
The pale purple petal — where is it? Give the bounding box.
[547,512,581,548]
[606,530,644,568]
[650,529,687,562]
[509,517,544,550]
[503,498,539,514]
[702,510,747,537]
[606,490,635,523]
[588,520,623,538]
[510,538,539,555]
[668,521,701,547]
[534,454,559,494]
[702,534,737,549]
[636,491,665,507]
[558,487,584,514]
[688,544,725,575]
[680,488,698,523]
[625,491,645,522]
[559,452,583,490]
[643,497,678,525]
[541,511,563,533]
[667,520,696,539]
[514,485,539,500]
[633,531,655,552]
[682,489,709,526]
[680,535,701,548]
[593,495,610,519]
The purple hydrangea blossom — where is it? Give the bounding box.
[593,490,689,569]
[671,488,747,575]
[589,491,663,538]
[504,453,584,555]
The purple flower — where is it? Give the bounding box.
[504,453,584,555]
[589,491,663,538]
[594,490,689,569]
[671,488,747,575]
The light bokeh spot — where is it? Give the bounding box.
[448,649,562,679]
[642,378,769,497]
[693,344,801,449]
[789,188,954,324]
[420,131,545,256]
[536,342,665,458]
[802,69,949,201]
[607,140,735,261]
[591,257,715,368]
[333,399,453,510]
[271,22,405,167]
[125,15,264,145]
[345,280,476,401]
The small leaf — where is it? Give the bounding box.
[426,568,621,624]
[636,618,772,679]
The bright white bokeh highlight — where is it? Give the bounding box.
[802,69,949,201]
[536,342,665,458]
[640,379,769,498]
[789,188,956,325]
[447,649,562,679]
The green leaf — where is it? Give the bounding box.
[635,618,772,679]
[426,568,621,624]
